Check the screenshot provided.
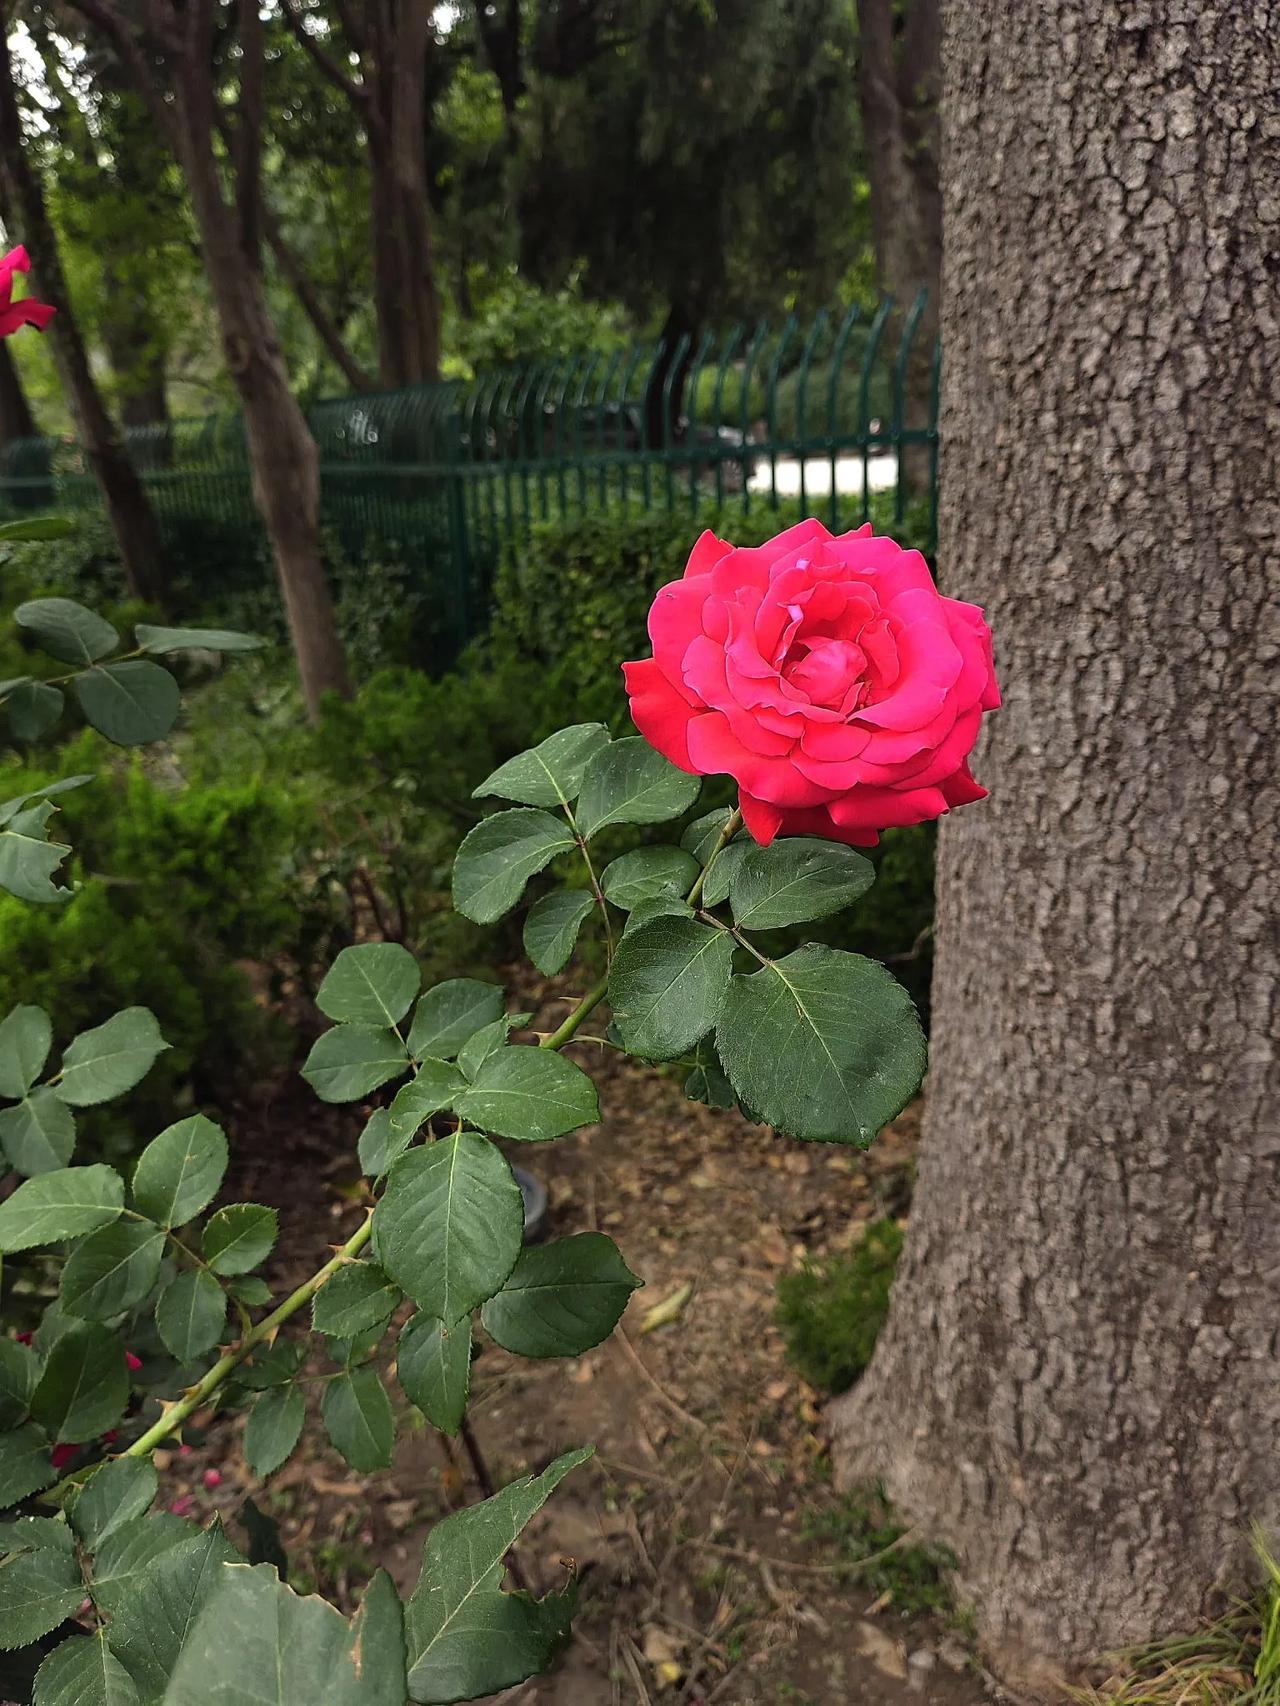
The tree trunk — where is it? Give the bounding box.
[832,0,1280,1683]
[0,339,35,444]
[0,34,168,606]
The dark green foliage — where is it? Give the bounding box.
[775,1218,904,1394]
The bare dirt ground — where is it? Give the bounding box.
[165,990,998,1706]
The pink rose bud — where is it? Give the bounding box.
[179,1443,194,1457]
[202,1469,222,1490]
[170,1494,195,1517]
[50,1443,80,1470]
[623,521,1000,847]
[125,1351,142,1371]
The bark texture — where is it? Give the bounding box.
[833,0,1280,1679]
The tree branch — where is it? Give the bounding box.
[280,0,367,105]
[63,0,183,153]
[233,0,265,263]
[261,205,374,391]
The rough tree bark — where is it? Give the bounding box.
[71,0,351,720]
[0,339,35,446]
[832,1,1280,1682]
[0,25,168,606]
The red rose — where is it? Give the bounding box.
[623,519,999,846]
[0,246,54,338]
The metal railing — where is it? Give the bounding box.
[0,295,939,670]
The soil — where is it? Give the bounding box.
[161,988,1001,1706]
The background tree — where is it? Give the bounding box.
[70,0,350,720]
[833,0,1280,1678]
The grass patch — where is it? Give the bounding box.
[775,1218,903,1395]
[803,1482,955,1617]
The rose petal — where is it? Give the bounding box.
[623,657,700,770]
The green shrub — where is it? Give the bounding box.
[775,1217,904,1395]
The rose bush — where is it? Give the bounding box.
[624,518,999,847]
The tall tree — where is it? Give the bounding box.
[280,0,444,388]
[833,0,1280,1679]
[0,337,35,445]
[69,0,350,720]
[0,15,168,604]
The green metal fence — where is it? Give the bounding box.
[0,294,938,671]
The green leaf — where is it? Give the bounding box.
[0,1340,39,1428]
[245,1387,306,1479]
[387,1059,466,1142]
[300,1023,408,1103]
[455,1013,530,1079]
[374,1134,523,1326]
[31,1323,129,1441]
[321,1368,395,1472]
[0,799,73,904]
[407,979,506,1062]
[576,737,701,839]
[7,680,63,742]
[156,1269,227,1361]
[452,809,576,925]
[481,1234,641,1359]
[0,1545,83,1650]
[608,915,735,1061]
[134,623,264,654]
[396,1315,470,1437]
[0,774,92,824]
[55,1008,168,1108]
[69,1458,157,1552]
[684,1040,736,1111]
[87,1512,193,1617]
[232,1341,304,1392]
[405,1448,591,1702]
[699,840,746,907]
[100,1519,240,1701]
[682,805,746,864]
[728,837,876,930]
[622,894,692,936]
[472,722,610,808]
[228,1276,272,1307]
[313,1263,401,1339]
[0,1163,124,1253]
[0,1089,76,1176]
[130,1113,227,1227]
[716,945,927,1145]
[60,1221,164,1320]
[0,515,73,542]
[452,1047,599,1142]
[0,1424,54,1509]
[522,889,594,976]
[0,1515,73,1555]
[202,1204,277,1275]
[316,943,421,1027]
[162,1562,406,1706]
[358,1108,409,1179]
[35,1632,141,1705]
[15,597,118,664]
[74,660,180,747]
[600,845,700,910]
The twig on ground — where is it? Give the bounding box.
[615,1329,708,1435]
[688,1528,920,1576]
[621,1635,654,1705]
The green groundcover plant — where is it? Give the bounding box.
[0,456,998,1691]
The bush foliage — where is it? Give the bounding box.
[775,1217,905,1395]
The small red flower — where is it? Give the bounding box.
[202,1469,222,1490]
[0,247,54,338]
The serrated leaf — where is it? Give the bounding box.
[313,1263,401,1339]
[407,980,505,1062]
[59,1221,164,1320]
[131,1114,227,1227]
[455,1014,530,1079]
[599,845,700,910]
[74,660,180,747]
[0,1339,39,1428]
[452,1047,598,1142]
[716,945,926,1145]
[0,1423,54,1508]
[481,1234,641,1359]
[0,1163,124,1253]
[608,915,734,1061]
[69,1457,157,1551]
[622,894,692,936]
[472,723,610,808]
[156,1269,227,1361]
[0,1545,83,1650]
[7,680,64,742]
[228,1276,273,1307]
[87,1512,192,1617]
[452,809,576,925]
[522,889,594,976]
[680,805,743,864]
[321,1368,395,1472]
[576,737,701,839]
[245,1386,306,1479]
[31,1322,129,1441]
[35,1631,141,1705]
[683,1040,736,1110]
[54,1008,168,1108]
[0,1515,73,1555]
[162,1562,406,1706]
[358,1108,411,1179]
[0,1088,76,1176]
[0,774,92,826]
[396,1315,470,1437]
[405,1448,590,1701]
[15,596,118,664]
[728,837,876,929]
[387,1058,466,1143]
[373,1134,523,1326]
[316,943,421,1027]
[301,1024,408,1103]
[699,840,746,907]
[134,623,264,654]
[202,1204,277,1275]
[0,798,73,904]
[233,1341,304,1392]
[99,1521,240,1700]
